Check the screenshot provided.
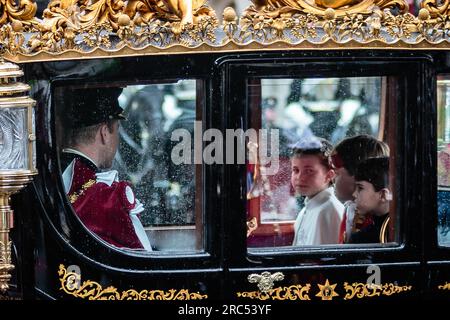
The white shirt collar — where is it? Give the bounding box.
[305,186,335,208]
[63,148,98,168]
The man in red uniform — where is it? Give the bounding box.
[61,87,152,251]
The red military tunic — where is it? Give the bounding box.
[62,151,151,250]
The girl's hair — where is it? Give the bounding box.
[291,137,334,170]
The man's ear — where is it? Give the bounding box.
[380,188,393,202]
[99,123,109,145]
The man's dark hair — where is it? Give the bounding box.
[355,157,389,191]
[68,119,116,147]
[333,134,389,176]
[291,138,333,170]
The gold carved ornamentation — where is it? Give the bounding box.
[0,240,13,292]
[316,279,339,300]
[246,217,258,237]
[0,0,37,26]
[0,0,448,62]
[125,0,212,26]
[438,282,450,290]
[58,264,208,300]
[237,284,311,300]
[248,271,285,293]
[421,0,449,18]
[343,282,412,299]
[246,0,408,19]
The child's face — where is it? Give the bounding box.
[291,155,334,198]
[352,180,384,215]
[334,167,356,202]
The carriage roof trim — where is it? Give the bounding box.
[1,0,449,63]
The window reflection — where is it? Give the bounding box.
[56,80,203,253]
[437,75,450,247]
[246,77,396,249]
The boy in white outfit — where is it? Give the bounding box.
[291,137,344,246]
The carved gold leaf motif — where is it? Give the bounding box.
[237,284,311,300]
[58,264,208,300]
[0,1,448,63]
[0,0,37,25]
[343,282,412,299]
[438,282,450,290]
[421,0,449,18]
[238,280,413,300]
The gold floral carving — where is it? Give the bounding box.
[246,0,408,19]
[0,240,13,292]
[237,284,311,300]
[0,0,448,61]
[343,282,412,299]
[125,0,212,26]
[58,264,208,300]
[0,241,12,266]
[0,0,37,25]
[438,282,450,290]
[421,0,449,18]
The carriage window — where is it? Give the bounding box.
[437,75,450,247]
[55,80,203,253]
[246,77,397,249]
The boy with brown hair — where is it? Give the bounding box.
[331,134,389,243]
[350,157,391,243]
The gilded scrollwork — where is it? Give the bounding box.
[0,240,13,292]
[0,0,37,26]
[421,0,449,18]
[343,282,412,299]
[125,0,213,26]
[237,284,311,300]
[0,0,448,61]
[246,0,408,19]
[58,264,208,300]
[438,282,450,290]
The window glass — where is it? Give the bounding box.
[437,75,450,247]
[246,77,396,249]
[55,80,203,253]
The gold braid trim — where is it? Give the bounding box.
[68,179,96,203]
[380,216,390,244]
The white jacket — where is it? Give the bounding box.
[292,187,344,246]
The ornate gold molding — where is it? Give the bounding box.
[438,282,450,290]
[0,0,37,26]
[238,280,412,300]
[246,0,408,19]
[248,271,285,293]
[421,0,449,18]
[237,284,311,300]
[0,240,13,292]
[58,264,208,300]
[0,1,449,63]
[343,282,412,299]
[316,279,339,300]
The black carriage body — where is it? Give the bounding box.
[5,50,450,301]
